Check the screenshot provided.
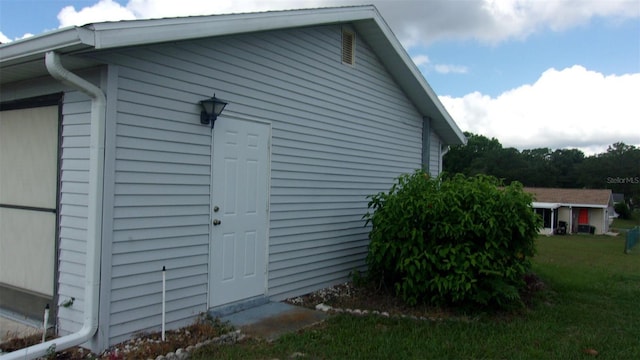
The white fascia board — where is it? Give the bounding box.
[0,7,372,64]
[533,202,561,209]
[89,7,377,49]
[559,203,608,209]
[0,27,95,66]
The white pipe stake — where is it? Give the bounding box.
[42,304,50,343]
[162,266,166,342]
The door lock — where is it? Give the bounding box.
[213,219,221,226]
[213,206,219,212]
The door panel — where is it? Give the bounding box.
[209,118,270,307]
[578,208,589,224]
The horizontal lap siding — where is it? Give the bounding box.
[94,24,423,343]
[256,26,422,299]
[58,90,92,334]
[107,62,212,343]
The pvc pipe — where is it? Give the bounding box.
[1,50,106,360]
[42,304,49,343]
[162,266,166,342]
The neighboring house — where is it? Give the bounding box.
[0,6,466,355]
[525,187,614,235]
[611,193,626,219]
[612,193,625,205]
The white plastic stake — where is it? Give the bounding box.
[162,266,166,342]
[42,304,50,343]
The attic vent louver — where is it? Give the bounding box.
[342,30,355,65]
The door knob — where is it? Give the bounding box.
[213,219,221,226]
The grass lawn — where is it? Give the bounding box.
[611,210,640,231]
[193,234,640,359]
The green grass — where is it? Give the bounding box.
[611,210,640,231]
[193,234,640,359]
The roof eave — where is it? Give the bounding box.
[560,203,609,209]
[533,202,562,209]
[89,7,378,49]
[0,27,95,67]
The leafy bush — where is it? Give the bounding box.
[614,202,631,220]
[364,171,540,309]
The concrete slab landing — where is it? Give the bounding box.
[220,302,327,341]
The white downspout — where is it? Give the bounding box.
[2,51,105,359]
[440,145,450,174]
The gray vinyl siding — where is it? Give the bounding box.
[57,90,93,335]
[87,24,424,345]
[107,67,212,343]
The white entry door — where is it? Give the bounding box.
[209,117,270,307]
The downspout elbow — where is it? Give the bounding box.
[45,51,106,105]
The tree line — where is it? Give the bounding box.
[443,132,640,207]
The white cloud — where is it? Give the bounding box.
[434,64,468,74]
[125,0,317,18]
[412,54,468,76]
[0,32,10,43]
[0,31,35,43]
[474,0,640,43]
[58,0,136,27]
[439,66,640,155]
[373,0,640,47]
[412,54,430,67]
[56,0,325,28]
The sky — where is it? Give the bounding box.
[1,0,639,155]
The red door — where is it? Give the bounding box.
[578,208,589,224]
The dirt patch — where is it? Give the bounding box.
[1,314,233,359]
[285,273,547,320]
[285,281,458,320]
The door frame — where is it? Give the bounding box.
[0,93,63,321]
[207,114,272,309]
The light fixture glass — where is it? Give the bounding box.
[200,94,228,128]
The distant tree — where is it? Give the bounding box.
[444,134,639,205]
[606,142,636,156]
[444,132,502,176]
[490,147,528,184]
[550,149,585,188]
[614,202,632,220]
[520,148,556,187]
[577,142,640,206]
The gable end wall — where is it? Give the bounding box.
[87,24,429,346]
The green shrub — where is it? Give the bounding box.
[364,171,540,309]
[614,202,631,220]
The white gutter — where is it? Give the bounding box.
[1,51,105,360]
[0,27,95,66]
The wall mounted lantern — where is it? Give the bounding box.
[200,94,228,128]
